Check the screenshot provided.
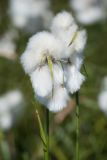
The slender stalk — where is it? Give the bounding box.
[0,130,11,160]
[36,110,48,160]
[83,64,88,77]
[0,139,11,160]
[76,92,79,160]
[45,108,50,160]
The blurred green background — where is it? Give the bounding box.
[0,0,107,160]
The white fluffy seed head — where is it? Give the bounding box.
[70,0,89,11]
[65,65,85,94]
[20,10,87,112]
[70,0,106,25]
[0,113,12,131]
[98,76,107,115]
[0,90,24,130]
[47,86,69,112]
[98,91,107,115]
[20,31,64,74]
[65,29,87,57]
[0,99,12,130]
[28,31,64,59]
[51,11,78,50]
[51,11,75,31]
[0,98,9,113]
[73,29,87,53]
[51,11,87,57]
[10,0,51,28]
[10,0,30,28]
[0,90,24,113]
[20,48,42,74]
[5,90,24,109]
[0,30,17,60]
[30,65,52,97]
[76,8,105,25]
[70,53,84,70]
[53,64,64,85]
[35,86,69,112]
[30,64,64,98]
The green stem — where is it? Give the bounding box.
[0,130,11,160]
[45,108,50,160]
[36,110,48,160]
[44,150,49,160]
[76,92,79,160]
[0,140,11,160]
[83,64,88,77]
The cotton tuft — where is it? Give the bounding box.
[30,64,64,97]
[47,86,69,112]
[0,90,24,130]
[0,30,17,60]
[51,11,75,32]
[20,31,64,74]
[65,66,85,94]
[20,11,87,112]
[98,76,107,115]
[51,11,87,57]
[30,65,53,97]
[98,91,107,115]
[9,0,53,33]
[0,113,12,131]
[69,0,107,25]
[51,11,77,56]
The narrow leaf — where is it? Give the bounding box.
[68,30,78,46]
[47,56,54,81]
[36,110,47,146]
[83,63,88,77]
[47,55,54,97]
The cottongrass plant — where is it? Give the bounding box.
[0,90,24,160]
[0,30,18,60]
[21,11,87,159]
[0,90,24,130]
[98,76,107,115]
[10,0,53,34]
[69,0,107,25]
